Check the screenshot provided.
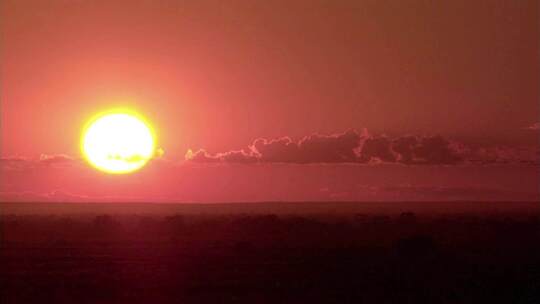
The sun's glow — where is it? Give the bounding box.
[81,111,156,174]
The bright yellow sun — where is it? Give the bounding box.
[81,111,156,174]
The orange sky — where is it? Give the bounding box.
[1,0,538,202]
[2,0,538,159]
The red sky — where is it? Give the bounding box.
[1,0,539,202]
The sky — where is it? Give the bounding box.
[1,0,539,202]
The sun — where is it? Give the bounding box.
[81,110,156,174]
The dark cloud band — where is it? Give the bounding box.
[185,130,468,164]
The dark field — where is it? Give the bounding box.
[1,202,539,303]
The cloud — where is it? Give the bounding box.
[218,150,258,163]
[464,146,540,164]
[406,136,462,164]
[252,129,366,163]
[1,152,172,172]
[185,130,470,165]
[360,136,396,162]
[251,137,300,163]
[2,131,536,177]
[1,154,78,171]
[295,129,365,163]
[39,154,75,164]
[359,135,461,164]
[44,190,91,202]
[0,157,33,171]
[186,129,369,164]
[185,149,257,163]
[185,149,220,163]
[526,122,539,131]
[0,190,87,202]
[391,136,418,163]
[0,190,147,203]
